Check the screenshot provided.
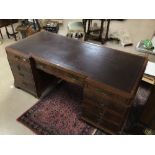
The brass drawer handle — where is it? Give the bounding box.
[15,55,21,60]
[15,55,27,62]
[22,58,26,62]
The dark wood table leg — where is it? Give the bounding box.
[5,24,17,41]
[11,24,17,41]
[82,19,87,33]
[99,19,104,40]
[105,20,110,40]
[84,19,91,41]
[5,26,10,39]
[0,29,3,39]
[102,19,111,44]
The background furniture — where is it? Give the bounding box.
[6,31,147,134]
[16,19,41,39]
[0,19,18,41]
[67,21,84,39]
[43,22,59,33]
[83,19,111,44]
[0,29,3,39]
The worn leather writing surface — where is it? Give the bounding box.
[6,31,147,92]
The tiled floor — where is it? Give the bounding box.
[0,19,155,135]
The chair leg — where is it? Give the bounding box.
[0,29,3,39]
[11,24,17,41]
[5,26,10,39]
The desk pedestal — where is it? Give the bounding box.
[140,85,155,129]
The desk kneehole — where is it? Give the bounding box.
[36,61,86,86]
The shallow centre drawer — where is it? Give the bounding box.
[36,60,86,86]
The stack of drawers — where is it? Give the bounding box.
[6,51,38,97]
[82,80,131,134]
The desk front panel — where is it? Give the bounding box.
[6,50,38,97]
[35,59,87,87]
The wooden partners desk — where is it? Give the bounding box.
[5,31,147,134]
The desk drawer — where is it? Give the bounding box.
[15,78,36,95]
[84,85,130,105]
[7,51,30,63]
[9,64,33,79]
[82,109,121,133]
[84,90,128,115]
[82,98,125,127]
[7,52,37,96]
[36,61,85,86]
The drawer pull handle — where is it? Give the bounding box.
[22,58,26,62]
[15,56,20,60]
[15,56,26,62]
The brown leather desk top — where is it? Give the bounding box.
[6,31,147,93]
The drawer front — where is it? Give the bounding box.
[8,57,31,70]
[9,64,34,81]
[98,117,121,133]
[7,51,30,64]
[36,61,85,86]
[82,109,121,133]
[84,90,128,116]
[13,73,35,85]
[8,58,35,86]
[7,52,37,96]
[15,78,36,95]
[82,98,126,126]
[84,85,130,105]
